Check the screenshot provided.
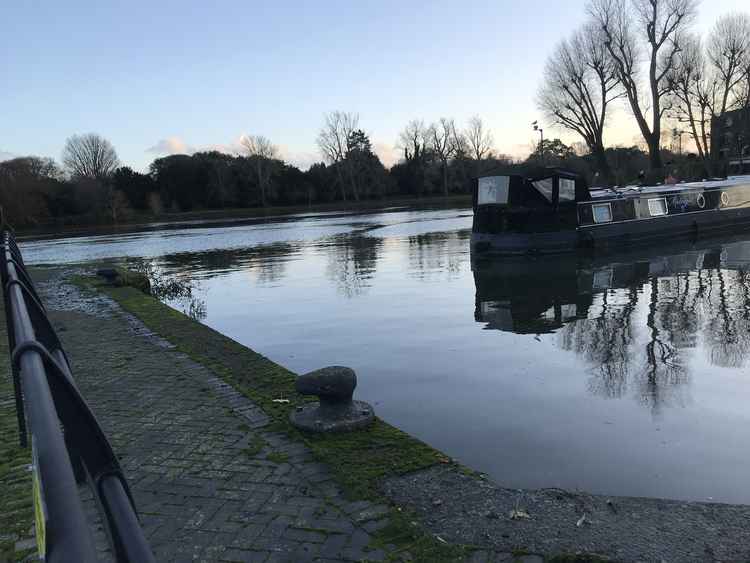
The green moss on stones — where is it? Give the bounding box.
[265,452,289,464]
[91,279,444,500]
[113,268,152,294]
[0,301,36,561]
[80,275,467,561]
[369,509,471,562]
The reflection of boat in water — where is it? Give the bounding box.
[475,236,750,413]
[471,167,750,254]
[473,235,750,336]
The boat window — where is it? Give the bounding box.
[478,176,510,205]
[559,178,576,202]
[592,203,612,223]
[532,178,554,203]
[593,269,613,290]
[648,197,668,216]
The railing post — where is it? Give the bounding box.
[1,230,155,562]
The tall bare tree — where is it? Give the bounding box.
[588,0,697,171]
[399,119,427,161]
[399,119,430,194]
[666,35,712,166]
[667,14,750,173]
[464,116,494,174]
[706,12,750,115]
[62,133,119,180]
[427,118,458,195]
[240,134,278,206]
[538,23,621,183]
[317,111,360,201]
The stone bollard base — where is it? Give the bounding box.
[290,400,375,433]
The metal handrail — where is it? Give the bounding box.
[1,229,154,563]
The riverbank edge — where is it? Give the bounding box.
[16,194,473,240]
[74,274,482,562]
[75,272,651,562]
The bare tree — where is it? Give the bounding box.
[538,22,621,183]
[398,119,430,194]
[667,34,713,169]
[588,0,697,171]
[317,111,360,201]
[240,134,278,206]
[464,116,494,174]
[62,133,119,180]
[706,12,750,114]
[667,14,750,174]
[399,119,428,161]
[427,118,458,194]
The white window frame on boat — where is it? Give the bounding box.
[592,203,612,223]
[559,178,576,202]
[477,176,510,205]
[648,197,668,217]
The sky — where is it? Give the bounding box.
[1,0,748,172]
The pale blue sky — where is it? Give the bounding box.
[1,0,747,171]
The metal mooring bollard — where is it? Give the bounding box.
[290,366,375,432]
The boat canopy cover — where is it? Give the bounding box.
[474,167,589,208]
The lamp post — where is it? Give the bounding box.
[671,128,688,155]
[532,121,544,163]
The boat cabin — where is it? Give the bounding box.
[472,168,750,254]
[472,168,589,237]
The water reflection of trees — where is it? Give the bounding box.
[324,234,382,297]
[702,269,750,368]
[407,230,471,281]
[476,247,750,415]
[158,241,298,285]
[558,264,750,413]
[559,288,637,400]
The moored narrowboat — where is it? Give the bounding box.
[471,168,750,254]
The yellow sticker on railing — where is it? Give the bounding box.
[31,439,47,560]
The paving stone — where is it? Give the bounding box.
[32,270,403,562]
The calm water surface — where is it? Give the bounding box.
[22,208,750,504]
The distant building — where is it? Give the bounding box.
[711,107,750,175]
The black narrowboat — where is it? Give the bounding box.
[471,168,750,254]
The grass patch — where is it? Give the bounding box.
[369,509,472,562]
[265,451,289,464]
[0,301,36,561]
[241,435,266,458]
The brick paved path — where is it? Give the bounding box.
[37,271,392,562]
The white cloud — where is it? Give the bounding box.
[373,142,399,168]
[146,137,195,156]
[0,150,16,162]
[276,145,320,170]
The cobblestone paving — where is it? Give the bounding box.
[38,270,394,562]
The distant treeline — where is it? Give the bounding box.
[0,124,703,228]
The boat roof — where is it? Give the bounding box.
[588,175,750,201]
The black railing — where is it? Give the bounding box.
[1,229,154,563]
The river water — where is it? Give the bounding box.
[21,207,750,504]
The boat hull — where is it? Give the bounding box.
[472,205,750,255]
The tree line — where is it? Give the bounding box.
[538,0,750,183]
[0,115,515,227]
